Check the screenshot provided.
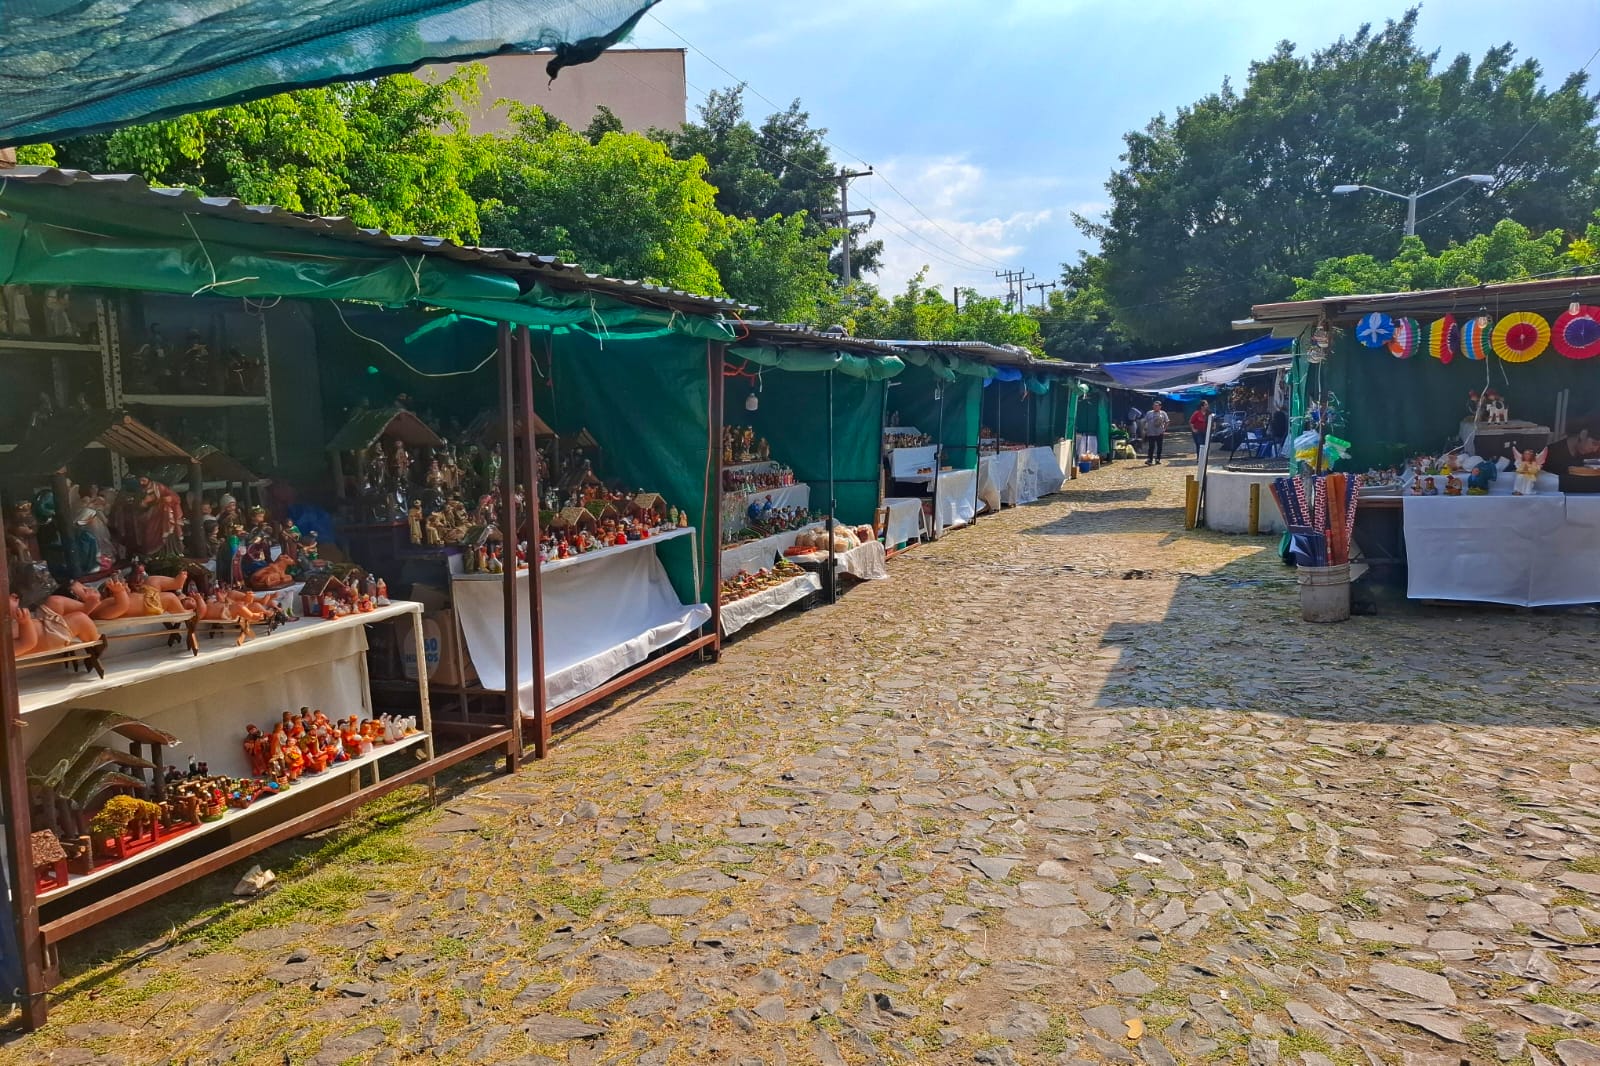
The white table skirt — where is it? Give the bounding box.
[979,452,1017,511]
[720,572,823,636]
[881,497,926,547]
[890,445,939,480]
[720,523,822,580]
[787,539,891,581]
[1402,493,1600,606]
[933,468,978,533]
[453,540,710,708]
[1015,445,1067,504]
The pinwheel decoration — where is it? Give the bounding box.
[1553,304,1600,360]
[1427,314,1459,365]
[1387,317,1419,359]
[1460,315,1493,361]
[1356,312,1394,349]
[1491,311,1550,363]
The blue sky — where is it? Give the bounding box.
[631,0,1600,301]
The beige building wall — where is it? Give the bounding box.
[431,49,687,136]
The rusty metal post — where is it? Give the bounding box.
[0,506,49,1028]
[497,322,523,771]
[518,327,549,759]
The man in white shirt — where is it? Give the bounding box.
[1142,401,1170,465]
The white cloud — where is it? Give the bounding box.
[858,155,1061,296]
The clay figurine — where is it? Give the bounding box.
[1444,474,1462,497]
[1511,447,1548,496]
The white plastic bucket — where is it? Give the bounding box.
[1296,563,1350,623]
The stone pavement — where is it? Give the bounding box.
[11,451,1600,1066]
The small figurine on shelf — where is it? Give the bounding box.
[407,500,424,545]
[1445,474,1463,497]
[1511,447,1548,496]
[392,441,412,486]
[1486,390,1509,425]
[1421,476,1439,496]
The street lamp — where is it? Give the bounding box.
[1331,174,1494,236]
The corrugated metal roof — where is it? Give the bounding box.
[1252,273,1600,325]
[863,338,1092,375]
[326,408,446,452]
[0,410,191,478]
[0,167,749,318]
[738,322,908,359]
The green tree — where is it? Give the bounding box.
[582,105,625,145]
[51,69,490,242]
[659,85,882,280]
[474,106,727,294]
[713,212,843,323]
[853,270,1041,350]
[1089,8,1600,347]
[1031,254,1142,363]
[1293,215,1600,298]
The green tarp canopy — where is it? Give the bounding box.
[0,173,736,343]
[0,0,660,147]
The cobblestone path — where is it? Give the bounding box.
[13,452,1600,1066]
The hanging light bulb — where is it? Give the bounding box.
[745,391,759,412]
[1573,292,1585,315]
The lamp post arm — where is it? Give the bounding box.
[1415,174,1487,200]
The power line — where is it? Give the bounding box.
[646,11,1019,271]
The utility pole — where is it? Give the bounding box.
[952,287,960,314]
[1014,273,1036,311]
[1026,280,1059,307]
[822,167,874,283]
[994,269,1027,310]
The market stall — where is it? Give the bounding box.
[1247,274,1600,608]
[880,346,989,537]
[0,168,744,1020]
[715,326,903,628]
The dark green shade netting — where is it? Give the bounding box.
[0,0,658,147]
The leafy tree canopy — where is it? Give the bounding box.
[1032,254,1144,363]
[657,85,882,280]
[1087,7,1600,348]
[1292,215,1600,299]
[853,270,1042,350]
[473,105,727,295]
[52,68,491,243]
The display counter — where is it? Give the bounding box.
[932,468,979,534]
[452,527,711,708]
[889,445,938,480]
[1014,445,1067,504]
[881,497,927,550]
[978,451,1017,512]
[720,522,823,580]
[1402,492,1600,606]
[720,572,823,636]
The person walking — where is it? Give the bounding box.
[1142,401,1170,465]
[1189,400,1210,452]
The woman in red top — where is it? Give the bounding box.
[1189,401,1210,451]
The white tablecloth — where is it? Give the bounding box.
[1015,445,1067,504]
[881,497,926,547]
[890,445,939,480]
[720,523,821,580]
[978,452,1017,511]
[1402,493,1600,606]
[720,572,823,636]
[452,536,711,708]
[933,468,978,533]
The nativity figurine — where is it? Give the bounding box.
[1511,447,1548,496]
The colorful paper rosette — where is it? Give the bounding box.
[1427,314,1458,364]
[1386,317,1418,359]
[1460,315,1493,361]
[1553,305,1600,360]
[1491,311,1550,363]
[1356,312,1394,349]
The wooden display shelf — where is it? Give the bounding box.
[17,601,418,716]
[38,733,428,901]
[453,525,695,580]
[0,338,102,352]
[120,393,270,408]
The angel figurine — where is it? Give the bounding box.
[1511,447,1547,496]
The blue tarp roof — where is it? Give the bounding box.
[0,0,657,147]
[1099,335,1292,392]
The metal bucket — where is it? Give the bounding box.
[1296,563,1350,623]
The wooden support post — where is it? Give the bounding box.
[1185,475,1199,530]
[187,459,206,557]
[517,327,549,759]
[706,341,725,656]
[51,472,75,577]
[0,507,49,1029]
[1249,482,1262,536]
[497,323,523,772]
